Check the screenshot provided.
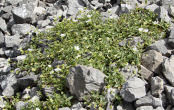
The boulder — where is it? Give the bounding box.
[120,77,146,102]
[162,55,174,86]
[135,96,153,107]
[136,106,153,110]
[145,4,159,12]
[0,18,7,33]
[155,6,171,23]
[167,28,174,48]
[0,32,4,46]
[141,50,163,74]
[151,76,164,97]
[66,65,106,99]
[0,58,11,74]
[139,65,153,80]
[5,34,22,48]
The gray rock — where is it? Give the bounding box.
[12,4,34,23]
[171,89,174,105]
[151,76,164,97]
[15,101,28,110]
[59,107,71,110]
[16,55,27,61]
[106,88,119,102]
[6,0,23,5]
[71,102,86,110]
[152,97,163,107]
[4,49,21,57]
[66,65,106,99]
[0,96,6,108]
[0,18,7,33]
[162,55,174,86]
[0,58,11,74]
[37,19,51,28]
[1,74,17,97]
[161,0,174,10]
[147,39,169,55]
[142,50,163,74]
[135,96,153,107]
[168,28,174,48]
[43,86,54,97]
[155,6,171,23]
[139,65,153,80]
[117,4,133,15]
[0,32,4,46]
[0,48,5,56]
[154,107,165,110]
[119,64,138,81]
[45,0,56,3]
[145,4,159,12]
[11,24,35,36]
[116,101,135,110]
[136,106,153,110]
[5,34,22,48]
[164,85,174,104]
[120,77,146,102]
[169,5,174,17]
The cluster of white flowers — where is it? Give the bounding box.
[74,45,80,51]
[138,28,149,33]
[72,19,78,22]
[153,21,159,25]
[60,34,66,37]
[48,65,52,68]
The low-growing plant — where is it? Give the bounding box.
[8,8,169,109]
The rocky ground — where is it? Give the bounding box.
[0,0,174,110]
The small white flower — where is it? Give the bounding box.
[28,48,33,51]
[153,21,158,25]
[76,54,81,58]
[36,108,40,110]
[86,19,91,23]
[74,45,80,50]
[78,7,84,11]
[60,34,66,37]
[108,9,112,12]
[50,70,54,74]
[73,19,78,22]
[87,14,92,18]
[48,65,52,68]
[109,16,114,19]
[54,68,61,72]
[143,29,149,33]
[138,28,144,32]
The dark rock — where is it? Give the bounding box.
[151,76,164,97]
[139,65,153,80]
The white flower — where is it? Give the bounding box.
[153,21,158,25]
[27,48,33,51]
[138,28,144,32]
[60,34,66,37]
[54,68,61,72]
[143,29,149,33]
[108,9,112,12]
[76,54,81,58]
[87,14,92,18]
[86,19,91,23]
[78,7,84,11]
[48,65,52,68]
[74,45,80,50]
[73,19,78,22]
[50,70,54,74]
[36,108,40,110]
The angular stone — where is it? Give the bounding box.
[6,0,23,5]
[136,106,153,110]
[59,107,71,110]
[164,85,174,104]
[135,96,153,107]
[66,65,106,99]
[120,77,146,102]
[15,101,28,110]
[0,32,4,47]
[162,55,174,86]
[0,18,7,33]
[169,5,174,17]
[12,4,34,24]
[155,6,171,23]
[139,65,153,80]
[145,4,159,12]
[151,76,164,97]
[0,58,11,74]
[142,50,163,74]
[5,34,22,48]
[147,39,169,55]
[167,28,174,48]
[11,24,35,36]
[152,97,163,107]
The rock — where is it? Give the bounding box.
[11,24,35,36]
[59,107,71,110]
[0,97,6,108]
[33,7,46,15]
[6,0,23,5]
[12,4,34,24]
[145,4,159,12]
[151,76,164,97]
[117,4,133,15]
[1,74,17,97]
[106,88,119,102]
[5,34,22,48]
[71,102,86,110]
[0,18,7,33]
[119,64,138,80]
[136,106,153,110]
[139,65,153,80]
[15,101,28,110]
[135,96,153,107]
[141,50,163,74]
[16,55,27,61]
[152,97,163,107]
[43,86,54,97]
[161,0,174,10]
[168,28,174,48]
[66,65,106,99]
[37,19,51,28]
[155,6,171,23]
[154,107,165,110]
[4,49,21,58]
[120,77,146,102]
[164,85,174,104]
[0,58,11,74]
[45,0,56,3]
[0,32,4,46]
[162,55,174,86]
[169,5,174,17]
[171,89,174,105]
[147,39,169,55]
[116,101,135,110]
